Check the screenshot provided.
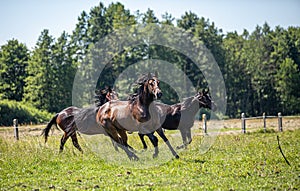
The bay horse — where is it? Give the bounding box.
[138,90,216,150]
[41,87,118,153]
[97,73,178,160]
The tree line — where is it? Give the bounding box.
[1,2,299,118]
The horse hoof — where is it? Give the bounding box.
[130,154,139,161]
[175,155,180,159]
[176,144,187,150]
[140,148,147,153]
[176,145,184,150]
[152,153,158,158]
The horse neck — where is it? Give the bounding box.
[98,94,108,106]
[138,85,154,107]
[181,97,200,116]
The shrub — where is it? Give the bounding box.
[0,100,52,126]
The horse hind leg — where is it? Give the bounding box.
[115,130,139,160]
[110,138,119,152]
[176,129,188,150]
[186,128,192,145]
[138,133,148,150]
[106,126,139,161]
[60,133,69,153]
[71,133,83,153]
[146,133,159,158]
[117,129,136,153]
[156,128,179,159]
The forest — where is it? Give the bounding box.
[0,2,299,125]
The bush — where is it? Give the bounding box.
[0,100,53,126]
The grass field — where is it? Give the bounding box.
[0,119,299,190]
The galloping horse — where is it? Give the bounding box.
[97,73,178,160]
[41,87,118,153]
[138,90,216,150]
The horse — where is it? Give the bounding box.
[41,87,118,153]
[138,89,216,150]
[96,73,179,160]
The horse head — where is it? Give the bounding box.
[135,72,162,100]
[145,72,162,99]
[196,89,216,111]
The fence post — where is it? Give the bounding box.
[278,112,283,132]
[263,112,266,133]
[13,119,19,140]
[241,113,246,134]
[202,114,207,134]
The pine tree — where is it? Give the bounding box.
[51,31,77,111]
[24,29,54,111]
[0,39,29,101]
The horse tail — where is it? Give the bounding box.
[41,113,59,143]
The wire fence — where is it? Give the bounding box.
[201,112,283,134]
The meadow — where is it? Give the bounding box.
[0,118,299,190]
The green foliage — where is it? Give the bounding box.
[1,2,299,117]
[0,127,299,190]
[0,39,29,101]
[24,30,77,112]
[0,99,52,126]
[223,24,300,117]
[24,29,55,111]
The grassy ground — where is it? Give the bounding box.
[0,123,299,190]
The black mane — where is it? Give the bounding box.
[94,87,112,107]
[128,73,157,103]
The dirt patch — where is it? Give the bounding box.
[0,124,63,139]
[1,116,299,138]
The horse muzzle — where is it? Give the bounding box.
[156,92,162,99]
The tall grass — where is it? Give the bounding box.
[0,129,299,190]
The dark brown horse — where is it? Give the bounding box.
[41,87,118,153]
[139,90,216,150]
[96,73,177,160]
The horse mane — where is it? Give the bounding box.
[128,84,143,103]
[181,95,197,110]
[94,87,112,107]
[128,73,157,103]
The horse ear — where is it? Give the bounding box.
[148,72,152,79]
[108,85,113,91]
[100,89,106,94]
[155,71,158,77]
[202,88,209,94]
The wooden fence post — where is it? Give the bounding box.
[278,112,283,132]
[241,113,246,134]
[13,119,19,140]
[202,114,207,134]
[263,112,266,133]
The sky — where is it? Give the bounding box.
[0,0,299,49]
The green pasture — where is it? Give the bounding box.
[0,127,299,190]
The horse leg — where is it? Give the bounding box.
[105,125,139,161]
[156,128,179,159]
[118,130,139,160]
[146,133,159,158]
[117,129,136,153]
[70,133,83,153]
[110,138,119,152]
[59,133,69,153]
[138,133,148,150]
[186,128,192,145]
[177,129,187,150]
